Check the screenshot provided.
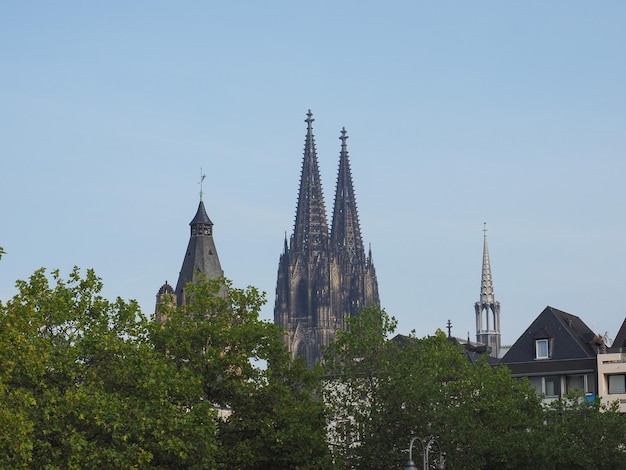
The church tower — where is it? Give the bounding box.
[474,223,501,357]
[274,111,379,367]
[156,179,224,318]
[330,128,379,331]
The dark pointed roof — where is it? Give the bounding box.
[610,317,626,351]
[330,127,364,262]
[501,306,597,363]
[190,200,213,226]
[292,110,329,254]
[174,200,223,305]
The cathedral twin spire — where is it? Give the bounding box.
[292,110,329,256]
[275,110,379,366]
[331,127,364,264]
[155,111,379,366]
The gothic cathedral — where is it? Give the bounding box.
[274,111,380,367]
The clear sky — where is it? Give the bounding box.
[1,2,625,346]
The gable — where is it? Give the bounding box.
[501,306,597,365]
[610,317,626,352]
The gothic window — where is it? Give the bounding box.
[297,280,308,318]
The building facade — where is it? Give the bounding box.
[274,111,379,367]
[500,306,601,403]
[597,318,626,412]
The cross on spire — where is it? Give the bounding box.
[339,127,349,147]
[305,109,314,127]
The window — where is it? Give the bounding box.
[566,375,586,393]
[608,375,626,394]
[535,339,549,359]
[527,376,561,397]
[545,376,560,397]
[529,376,542,395]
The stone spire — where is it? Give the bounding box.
[474,223,501,357]
[330,127,379,325]
[292,109,329,255]
[479,223,495,305]
[275,110,332,367]
[330,127,364,262]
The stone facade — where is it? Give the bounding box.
[274,111,379,367]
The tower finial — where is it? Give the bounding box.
[339,127,348,149]
[199,168,206,201]
[305,109,314,128]
[483,221,488,237]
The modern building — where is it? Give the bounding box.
[597,318,626,412]
[274,111,379,367]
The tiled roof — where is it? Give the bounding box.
[501,306,597,364]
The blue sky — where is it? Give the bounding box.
[1,2,625,346]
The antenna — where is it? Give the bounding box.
[199,168,206,201]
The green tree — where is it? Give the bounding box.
[0,268,331,469]
[150,276,332,470]
[324,305,544,470]
[534,391,626,469]
[0,267,217,469]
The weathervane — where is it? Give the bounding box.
[199,168,206,201]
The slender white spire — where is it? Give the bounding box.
[474,222,501,358]
[480,222,495,304]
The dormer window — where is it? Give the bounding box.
[535,339,549,359]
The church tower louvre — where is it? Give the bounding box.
[474,223,501,358]
[274,111,379,367]
[156,178,224,319]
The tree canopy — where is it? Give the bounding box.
[323,305,626,470]
[0,267,329,469]
[1,262,625,469]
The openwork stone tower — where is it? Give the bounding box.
[474,223,501,357]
